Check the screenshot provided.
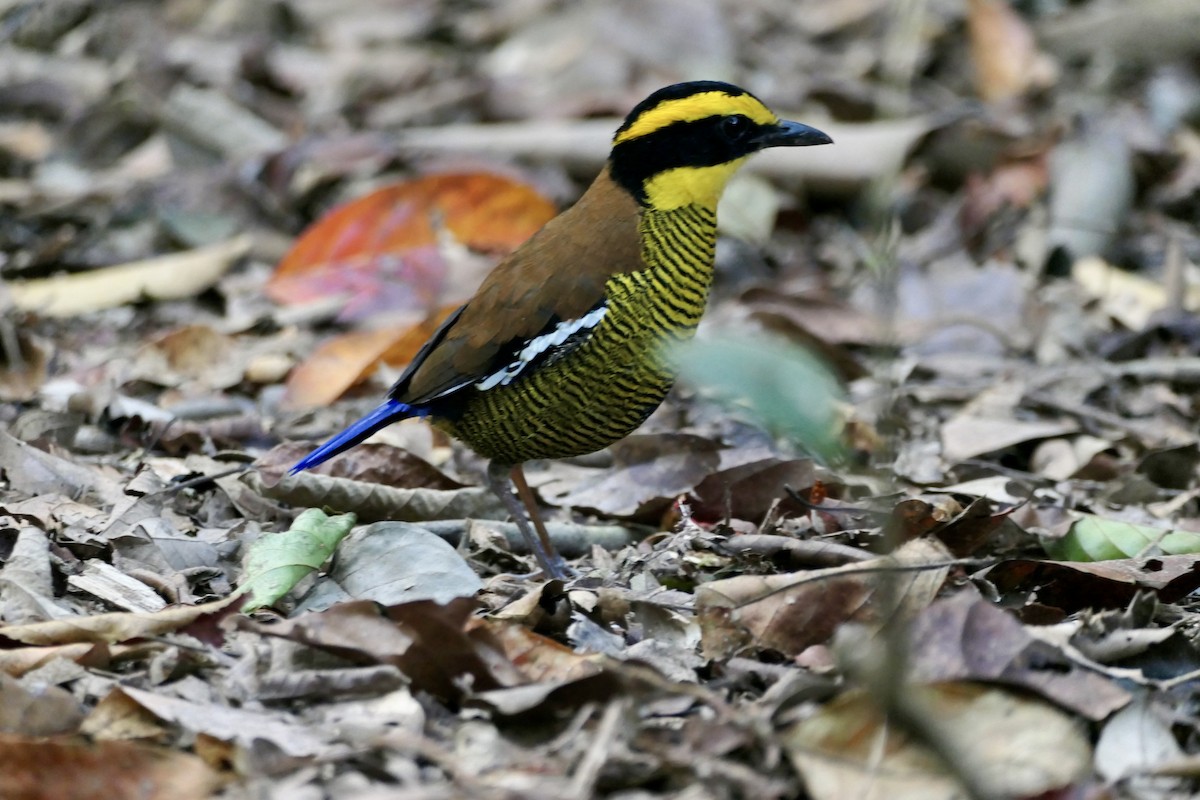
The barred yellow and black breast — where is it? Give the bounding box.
[442,205,717,463]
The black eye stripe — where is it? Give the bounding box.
[609,115,767,203]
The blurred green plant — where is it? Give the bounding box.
[672,334,846,464]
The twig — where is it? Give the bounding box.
[568,699,627,799]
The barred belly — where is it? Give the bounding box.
[440,205,717,464]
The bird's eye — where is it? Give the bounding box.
[720,115,750,140]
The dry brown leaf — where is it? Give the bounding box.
[6,236,250,317]
[967,0,1057,103]
[548,434,722,517]
[987,554,1200,612]
[131,324,242,389]
[246,466,506,523]
[0,734,221,800]
[93,686,336,762]
[0,429,123,504]
[906,591,1130,720]
[240,598,524,701]
[259,442,465,490]
[696,538,952,659]
[940,415,1078,464]
[1071,256,1200,330]
[0,328,49,402]
[469,617,603,685]
[0,595,241,646]
[783,682,1091,800]
[282,306,456,409]
[0,673,84,736]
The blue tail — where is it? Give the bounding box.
[290,399,418,474]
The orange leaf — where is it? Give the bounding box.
[967,0,1057,103]
[284,306,458,409]
[267,172,556,321]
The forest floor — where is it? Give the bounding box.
[3,0,1200,798]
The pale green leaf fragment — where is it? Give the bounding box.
[1043,514,1200,562]
[240,508,356,612]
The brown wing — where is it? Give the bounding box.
[389,167,644,406]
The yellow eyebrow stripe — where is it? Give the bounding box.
[613,92,778,145]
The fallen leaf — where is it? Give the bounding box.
[6,236,250,317]
[0,428,123,504]
[689,458,825,524]
[0,672,84,736]
[967,0,1056,103]
[293,521,482,612]
[241,598,521,701]
[1042,513,1200,562]
[240,508,356,612]
[0,594,242,646]
[1095,698,1185,792]
[987,554,1200,612]
[266,172,555,319]
[696,538,951,659]
[258,442,465,490]
[0,328,49,402]
[1072,255,1200,330]
[940,414,1078,463]
[246,468,506,523]
[783,682,1091,800]
[283,306,456,409]
[131,324,242,389]
[108,686,334,758]
[550,434,721,517]
[906,591,1130,720]
[0,734,220,800]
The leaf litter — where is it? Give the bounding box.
[3,0,1200,798]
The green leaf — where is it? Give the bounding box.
[240,508,356,612]
[671,334,845,463]
[1042,514,1200,562]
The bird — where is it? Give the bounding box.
[290,80,833,578]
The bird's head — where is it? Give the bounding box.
[609,81,832,210]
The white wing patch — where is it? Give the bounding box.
[475,305,608,391]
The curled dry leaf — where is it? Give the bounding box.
[101,686,335,759]
[0,594,242,647]
[247,466,505,523]
[262,469,484,523]
[5,236,250,317]
[259,441,464,490]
